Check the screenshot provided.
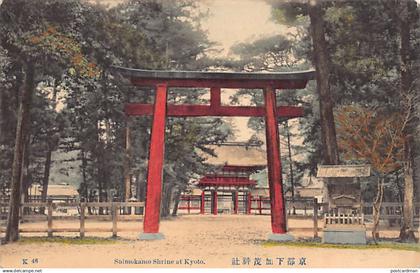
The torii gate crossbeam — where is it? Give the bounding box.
[113,67,315,241]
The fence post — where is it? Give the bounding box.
[47,200,53,238]
[313,198,318,238]
[200,191,205,215]
[20,192,26,223]
[247,192,252,214]
[80,202,85,239]
[112,202,117,238]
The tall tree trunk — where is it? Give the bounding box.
[21,140,31,215]
[98,175,103,215]
[0,86,4,143]
[161,183,174,217]
[395,172,403,203]
[161,183,169,217]
[40,145,53,214]
[372,176,384,242]
[40,84,59,210]
[123,118,132,206]
[97,153,104,214]
[136,172,146,215]
[171,187,181,216]
[414,155,420,202]
[398,0,417,242]
[308,0,340,165]
[400,162,416,241]
[4,62,34,243]
[285,121,295,199]
[41,144,53,200]
[80,149,89,202]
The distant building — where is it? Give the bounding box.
[295,173,325,202]
[186,144,266,214]
[28,183,79,202]
[317,164,371,213]
[181,144,327,214]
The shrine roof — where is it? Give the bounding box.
[198,145,267,166]
[316,165,371,178]
[221,165,266,172]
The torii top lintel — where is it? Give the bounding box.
[112,66,315,89]
[113,66,315,118]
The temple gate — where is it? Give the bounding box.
[113,67,315,241]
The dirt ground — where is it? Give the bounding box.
[0,215,419,268]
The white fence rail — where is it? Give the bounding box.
[324,213,364,226]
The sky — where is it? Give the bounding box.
[199,0,287,141]
[84,0,286,57]
[0,0,282,141]
[200,0,288,57]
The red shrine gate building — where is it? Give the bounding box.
[114,67,315,241]
[178,144,267,215]
[198,164,263,215]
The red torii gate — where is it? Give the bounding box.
[113,67,315,241]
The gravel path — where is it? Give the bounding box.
[0,215,419,268]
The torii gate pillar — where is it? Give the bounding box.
[139,83,167,240]
[264,86,292,241]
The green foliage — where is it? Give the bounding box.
[0,0,99,195]
[115,0,215,70]
[235,0,419,197]
[27,25,101,78]
[231,35,299,71]
[264,0,419,203]
[0,0,233,209]
[269,1,308,26]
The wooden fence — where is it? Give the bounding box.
[324,213,364,226]
[178,195,202,213]
[0,201,144,238]
[248,196,321,216]
[1,199,419,239]
[250,197,321,238]
[363,202,420,226]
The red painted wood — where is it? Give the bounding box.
[264,86,287,234]
[258,196,262,215]
[212,191,218,215]
[187,196,191,214]
[210,87,221,108]
[125,103,304,118]
[221,165,265,172]
[200,191,205,214]
[131,78,308,89]
[143,83,168,234]
[247,192,252,214]
[198,176,257,187]
[178,206,200,210]
[234,191,239,214]
[180,195,201,200]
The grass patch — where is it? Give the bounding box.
[262,240,420,252]
[18,236,124,245]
